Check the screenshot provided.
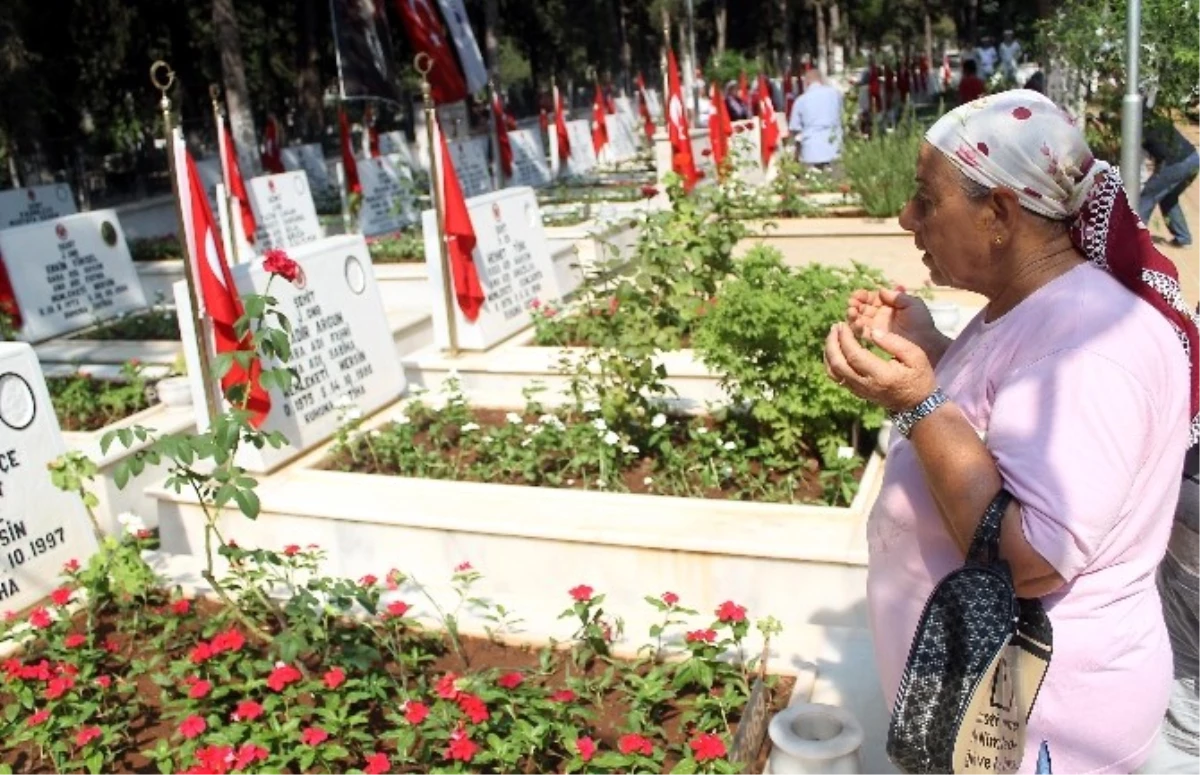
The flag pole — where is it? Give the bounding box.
[550,75,561,178]
[417,54,459,358]
[209,83,241,265]
[488,79,503,191]
[151,61,222,424]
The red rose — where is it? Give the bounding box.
[192,745,233,775]
[716,600,747,623]
[95,675,112,689]
[104,637,120,654]
[364,752,391,775]
[262,249,301,283]
[62,559,80,574]
[232,699,264,722]
[50,587,72,606]
[283,544,301,556]
[497,671,524,689]
[359,574,378,587]
[323,667,346,690]
[403,700,429,725]
[301,726,329,746]
[446,727,479,762]
[640,185,659,198]
[569,584,593,602]
[75,726,102,747]
[189,642,213,664]
[385,600,410,619]
[64,633,86,649]
[211,628,245,654]
[618,733,654,756]
[689,732,728,762]
[266,663,303,692]
[576,735,597,762]
[179,714,207,739]
[662,591,679,606]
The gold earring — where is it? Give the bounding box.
[994,236,1003,245]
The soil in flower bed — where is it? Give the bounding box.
[48,373,154,431]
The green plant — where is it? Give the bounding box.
[48,360,153,432]
[128,236,183,263]
[841,111,924,217]
[80,300,180,341]
[366,229,424,264]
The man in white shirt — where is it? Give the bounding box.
[999,30,1022,81]
[977,36,998,79]
[788,68,843,166]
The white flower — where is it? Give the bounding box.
[409,385,428,395]
[651,413,667,428]
[506,412,523,424]
[603,430,620,446]
[582,400,601,413]
[643,476,654,485]
[591,418,608,432]
[117,511,147,536]
[482,435,494,443]
[696,427,708,435]
[341,406,363,422]
[525,423,541,434]
[566,478,576,486]
[369,429,382,438]
[723,441,737,451]
[720,464,733,477]
[461,422,480,433]
[521,438,533,447]
[538,414,565,430]
[596,479,607,488]
[393,412,411,425]
[623,444,639,455]
[837,446,855,460]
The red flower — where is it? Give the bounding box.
[75,726,102,747]
[686,628,718,643]
[64,633,86,649]
[386,569,404,590]
[454,561,473,573]
[640,185,659,198]
[234,743,269,770]
[701,148,713,156]
[28,607,52,629]
[103,637,119,654]
[301,726,329,746]
[577,736,597,761]
[96,675,112,690]
[180,714,207,739]
[283,544,301,556]
[497,671,524,689]
[435,672,461,700]
[446,727,479,762]
[323,667,346,690]
[457,693,489,724]
[211,628,245,654]
[690,732,728,762]
[976,142,990,156]
[50,587,72,606]
[1012,106,1033,120]
[266,663,303,692]
[28,709,50,727]
[384,600,410,619]
[191,745,233,775]
[56,662,79,677]
[403,700,429,725]
[618,733,654,756]
[359,574,378,587]
[232,699,264,722]
[189,679,212,699]
[263,249,301,283]
[551,689,576,703]
[189,642,213,664]
[716,600,747,623]
[62,559,80,574]
[364,752,391,774]
[44,675,74,700]
[171,599,191,615]
[662,591,679,606]
[569,584,593,602]
[608,296,620,316]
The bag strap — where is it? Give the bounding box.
[966,488,1013,565]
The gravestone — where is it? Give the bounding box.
[448,136,492,198]
[281,144,339,209]
[730,118,765,184]
[245,171,323,251]
[508,129,551,189]
[422,186,564,351]
[378,131,418,171]
[358,156,417,237]
[0,185,77,230]
[614,96,634,117]
[0,342,99,612]
[691,129,716,180]
[565,120,597,177]
[645,89,664,122]
[604,114,639,161]
[174,234,405,473]
[0,211,148,343]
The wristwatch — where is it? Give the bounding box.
[890,387,949,439]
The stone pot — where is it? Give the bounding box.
[154,376,193,408]
[767,703,864,774]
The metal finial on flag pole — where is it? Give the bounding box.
[417,53,459,358]
[151,61,222,423]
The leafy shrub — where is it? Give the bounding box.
[367,229,424,263]
[841,113,923,217]
[693,247,887,457]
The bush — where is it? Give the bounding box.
[841,114,923,217]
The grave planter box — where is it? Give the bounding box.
[135,259,186,304]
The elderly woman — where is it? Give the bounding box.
[825,90,1198,772]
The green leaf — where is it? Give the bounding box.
[232,488,260,519]
[113,463,131,490]
[671,758,699,774]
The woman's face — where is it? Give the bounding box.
[898,144,992,291]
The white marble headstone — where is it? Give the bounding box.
[175,234,405,473]
[565,120,597,177]
[0,211,148,343]
[645,89,664,122]
[245,171,323,251]
[604,114,639,161]
[0,185,77,230]
[421,186,564,351]
[730,118,765,183]
[0,342,99,612]
[448,136,492,198]
[282,144,339,206]
[691,128,716,181]
[358,156,417,237]
[508,129,551,188]
[378,131,418,171]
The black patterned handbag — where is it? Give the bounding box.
[886,489,1054,774]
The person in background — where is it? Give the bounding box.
[957,59,986,105]
[999,29,1022,81]
[788,67,843,168]
[1140,113,1199,247]
[978,35,998,80]
[724,81,750,121]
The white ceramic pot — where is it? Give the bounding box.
[926,301,962,337]
[154,376,193,408]
[766,703,864,774]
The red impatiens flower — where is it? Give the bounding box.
[569,584,593,602]
[50,587,72,606]
[171,599,191,615]
[263,249,301,284]
[359,574,378,587]
[716,600,747,623]
[103,637,120,654]
[323,667,346,690]
[386,569,404,590]
[283,544,301,556]
[686,629,718,643]
[232,699,264,722]
[690,732,728,762]
[28,607,52,629]
[211,628,246,654]
[44,675,74,700]
[189,642,213,664]
[497,671,524,689]
[446,726,479,762]
[662,591,679,606]
[576,736,597,762]
[95,675,112,690]
[384,600,411,619]
[234,743,269,770]
[457,693,489,724]
[403,700,429,725]
[618,733,654,756]
[266,663,303,692]
[301,726,329,746]
[62,558,80,574]
[64,633,87,649]
[28,709,50,727]
[75,726,102,747]
[192,745,233,775]
[189,679,212,699]
[179,714,207,739]
[551,689,576,703]
[363,752,391,775]
[454,561,473,573]
[435,672,461,700]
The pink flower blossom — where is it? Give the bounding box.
[662,591,679,606]
[576,735,597,761]
[569,585,593,602]
[232,699,264,722]
[716,600,747,622]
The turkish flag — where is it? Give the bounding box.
[554,86,571,161]
[175,132,270,426]
[339,108,361,195]
[636,72,656,139]
[709,81,732,176]
[261,115,285,174]
[757,74,779,166]
[492,92,513,178]
[667,49,700,192]
[0,250,22,329]
[591,84,609,156]
[221,120,258,246]
[436,120,486,321]
[393,0,469,104]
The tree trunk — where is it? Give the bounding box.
[296,0,322,141]
[814,1,828,74]
[774,0,788,69]
[661,4,671,98]
[213,0,258,174]
[485,0,500,85]
[618,0,633,93]
[714,0,727,56]
[923,7,933,64]
[828,3,841,73]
